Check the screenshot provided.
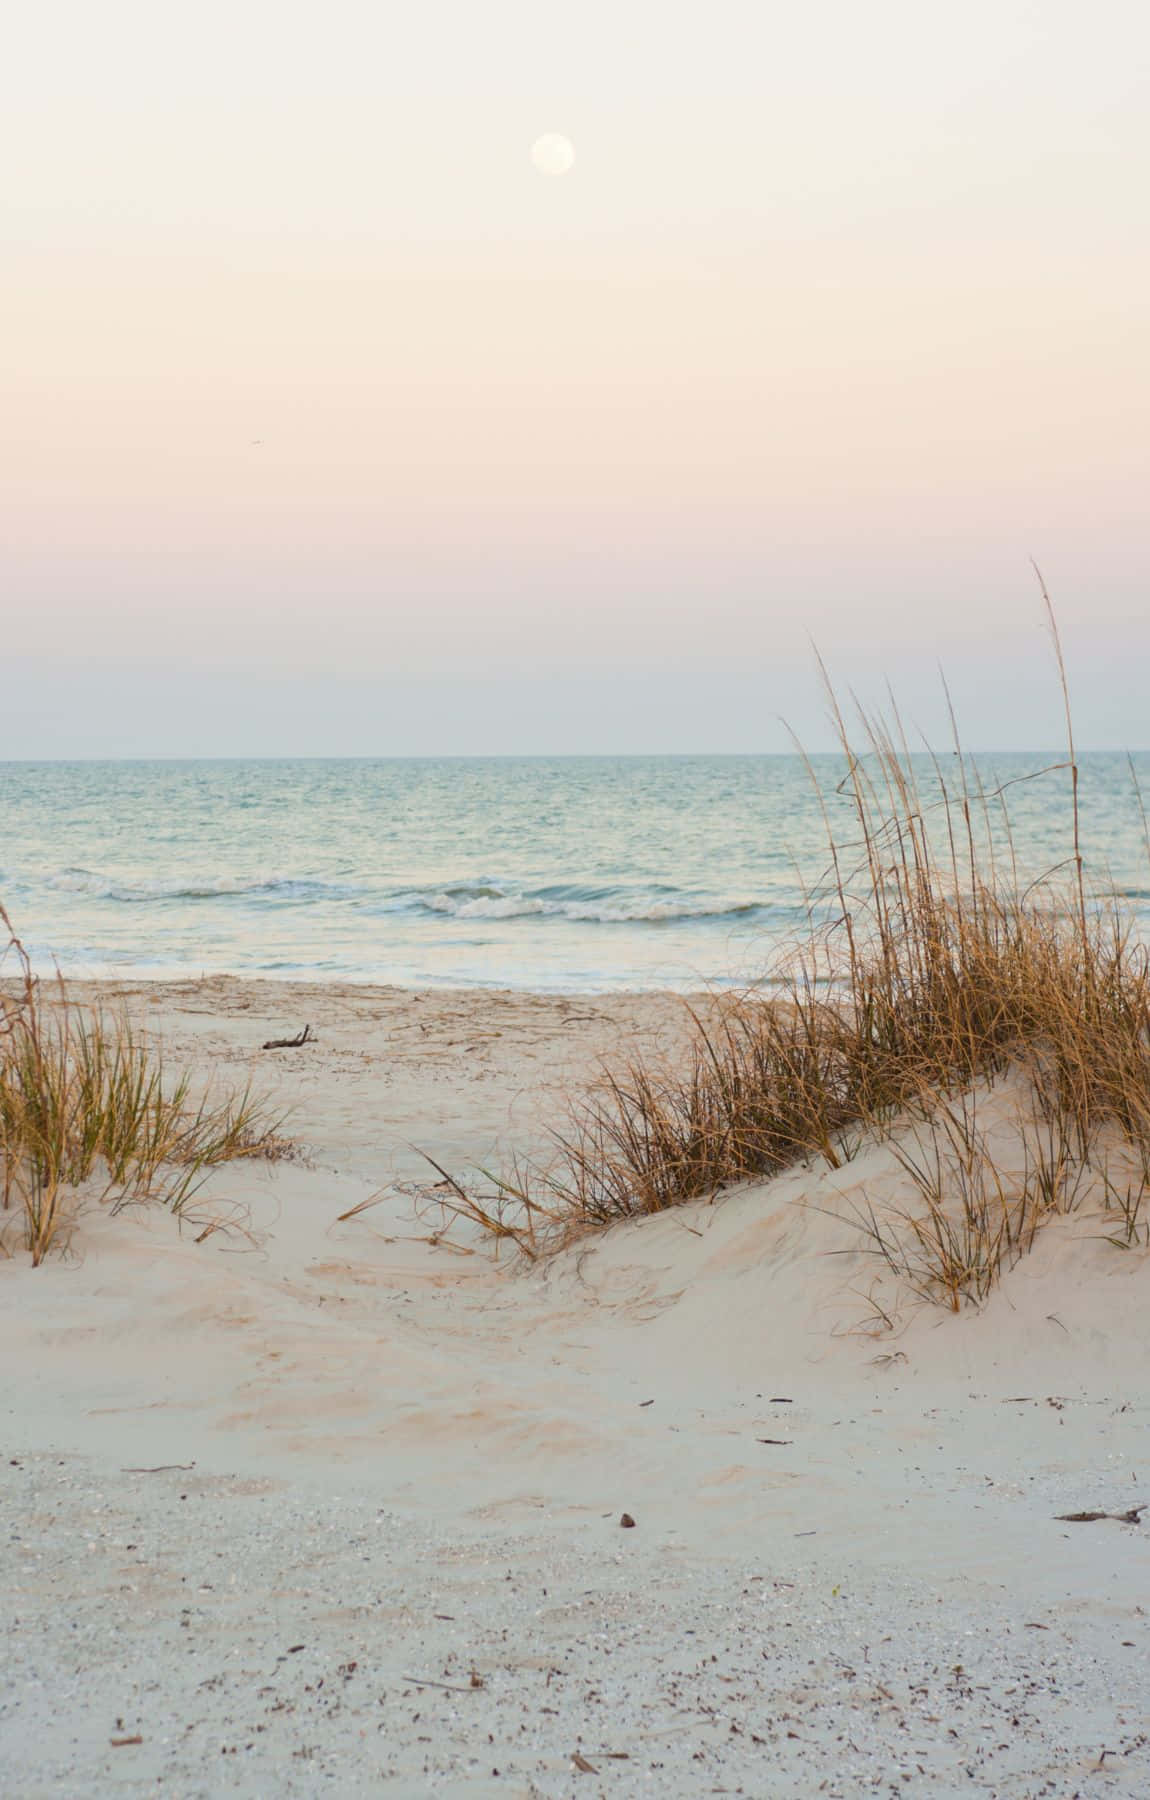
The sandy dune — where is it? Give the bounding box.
[3,978,1150,1796]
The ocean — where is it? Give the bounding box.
[3,754,1149,992]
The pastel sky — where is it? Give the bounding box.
[3,0,1148,754]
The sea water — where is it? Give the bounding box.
[2,754,1148,992]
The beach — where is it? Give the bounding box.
[9,0,1149,1788]
[4,976,1150,1797]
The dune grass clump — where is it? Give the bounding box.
[1,906,282,1264]
[438,596,1150,1305]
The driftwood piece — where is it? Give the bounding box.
[1055,1505,1146,1525]
[261,1025,314,1051]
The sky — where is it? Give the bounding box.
[3,0,1148,755]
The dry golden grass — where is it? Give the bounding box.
[435,591,1150,1304]
[1,906,284,1263]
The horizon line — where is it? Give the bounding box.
[4,746,1149,766]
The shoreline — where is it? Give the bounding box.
[3,975,1150,1794]
[10,965,735,998]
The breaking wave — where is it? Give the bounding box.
[417,883,765,925]
[14,868,771,928]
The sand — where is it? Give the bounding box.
[3,977,1150,1797]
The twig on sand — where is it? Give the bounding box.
[262,1025,314,1050]
[121,1463,195,1474]
[1055,1505,1146,1525]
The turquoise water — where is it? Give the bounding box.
[2,755,1148,991]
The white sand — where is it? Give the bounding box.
[3,978,1150,1797]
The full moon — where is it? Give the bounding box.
[530,134,575,177]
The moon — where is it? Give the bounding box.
[530,134,575,177]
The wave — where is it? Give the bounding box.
[9,867,777,928]
[419,888,766,925]
[427,892,547,919]
[33,869,359,904]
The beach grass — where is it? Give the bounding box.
[0,905,283,1263]
[440,594,1150,1304]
